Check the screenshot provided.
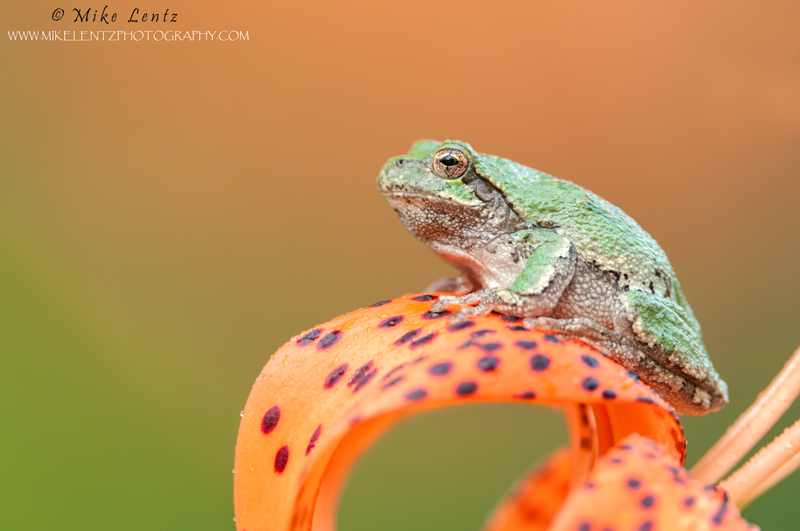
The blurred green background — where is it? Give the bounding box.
[2,1,799,529]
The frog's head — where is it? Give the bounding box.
[377,139,525,266]
[377,139,490,206]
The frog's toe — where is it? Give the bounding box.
[430,291,486,312]
[449,299,495,321]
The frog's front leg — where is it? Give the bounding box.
[431,233,577,321]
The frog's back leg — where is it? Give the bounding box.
[613,290,728,412]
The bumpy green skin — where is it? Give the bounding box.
[378,139,728,415]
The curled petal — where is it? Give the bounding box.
[234,294,685,531]
[547,434,757,531]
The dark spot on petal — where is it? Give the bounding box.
[471,329,496,339]
[610,457,623,464]
[369,299,392,307]
[274,445,289,473]
[410,332,438,349]
[507,325,529,332]
[544,334,560,343]
[353,368,377,392]
[459,340,475,349]
[636,397,655,405]
[480,342,502,352]
[602,389,617,399]
[620,444,634,451]
[530,354,551,371]
[582,377,599,391]
[477,355,500,372]
[324,363,348,389]
[515,391,536,399]
[584,481,595,489]
[580,437,592,449]
[349,415,363,426]
[500,315,522,322]
[261,406,280,434]
[581,354,599,368]
[683,496,696,508]
[640,495,656,509]
[456,381,478,396]
[627,478,642,489]
[406,388,427,401]
[638,521,653,531]
[516,340,538,350]
[422,310,451,320]
[712,499,728,525]
[382,376,404,389]
[379,315,404,328]
[348,361,374,386]
[297,328,322,346]
[412,294,438,301]
[412,355,428,364]
[317,330,342,350]
[382,364,405,381]
[395,328,421,346]
[429,362,453,376]
[447,320,475,332]
[578,523,591,531]
[627,370,641,382]
[306,425,321,455]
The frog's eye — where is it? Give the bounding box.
[432,148,469,179]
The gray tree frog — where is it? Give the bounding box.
[377,139,727,416]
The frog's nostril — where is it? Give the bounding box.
[396,158,405,166]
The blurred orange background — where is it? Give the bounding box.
[2,1,799,529]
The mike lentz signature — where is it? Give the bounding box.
[66,7,179,24]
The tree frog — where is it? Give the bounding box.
[377,139,727,415]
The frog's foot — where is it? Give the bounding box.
[523,316,722,416]
[424,275,473,295]
[430,289,495,322]
[432,288,556,323]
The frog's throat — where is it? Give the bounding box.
[428,243,510,291]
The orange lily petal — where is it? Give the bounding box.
[547,434,757,531]
[233,294,685,531]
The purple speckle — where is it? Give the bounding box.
[261,406,281,434]
[410,332,438,349]
[348,361,374,387]
[306,425,321,455]
[274,445,289,473]
[317,330,342,350]
[530,354,551,371]
[297,328,322,346]
[447,320,475,332]
[379,315,404,328]
[476,355,500,372]
[406,388,427,401]
[422,310,451,320]
[353,368,377,392]
[456,381,478,396]
[395,328,421,346]
[582,377,599,391]
[324,364,348,389]
[429,361,453,376]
